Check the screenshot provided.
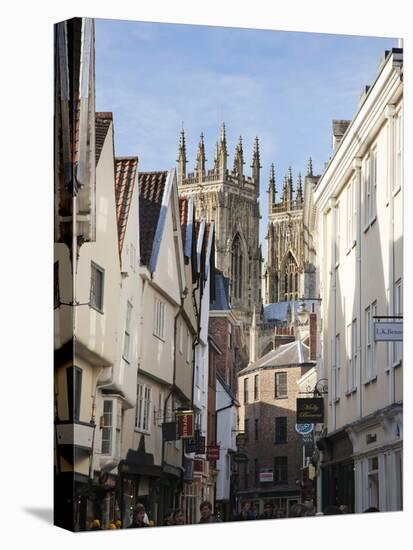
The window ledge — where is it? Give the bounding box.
[363,217,377,233]
[153,333,165,343]
[334,397,340,404]
[363,375,377,386]
[345,387,357,397]
[122,356,130,365]
[335,261,340,269]
[275,396,288,400]
[134,428,150,435]
[392,360,402,369]
[393,186,401,198]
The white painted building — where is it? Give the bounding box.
[215,373,239,516]
[314,48,403,513]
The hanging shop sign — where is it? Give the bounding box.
[374,322,403,341]
[176,410,194,438]
[233,452,249,463]
[185,430,206,454]
[296,398,324,424]
[207,445,220,461]
[295,423,314,435]
[162,421,178,441]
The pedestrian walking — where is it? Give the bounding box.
[259,502,277,520]
[128,504,150,528]
[198,501,221,523]
[238,501,256,520]
[304,500,316,516]
[90,519,101,531]
[289,503,308,518]
[172,509,185,525]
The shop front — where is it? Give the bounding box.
[317,428,354,512]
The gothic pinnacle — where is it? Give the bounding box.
[177,127,187,184]
[307,157,313,176]
[296,173,303,203]
[267,163,276,194]
[196,132,206,176]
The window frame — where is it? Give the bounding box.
[243,377,249,404]
[275,416,287,444]
[275,372,288,399]
[254,374,259,401]
[123,301,133,362]
[153,297,166,341]
[90,261,105,313]
[135,383,152,433]
[273,456,288,484]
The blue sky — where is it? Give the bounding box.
[95,19,397,250]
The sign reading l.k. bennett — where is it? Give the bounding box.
[296,398,324,423]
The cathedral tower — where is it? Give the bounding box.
[264,160,319,304]
[177,124,262,325]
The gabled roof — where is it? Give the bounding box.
[95,112,112,165]
[138,171,169,268]
[238,340,313,376]
[114,157,138,253]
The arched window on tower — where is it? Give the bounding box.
[231,235,243,302]
[282,252,298,302]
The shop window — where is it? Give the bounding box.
[368,456,380,510]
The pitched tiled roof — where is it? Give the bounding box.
[95,112,112,165]
[139,171,168,267]
[114,157,139,253]
[238,340,313,375]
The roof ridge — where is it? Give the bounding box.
[115,156,139,162]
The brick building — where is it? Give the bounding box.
[209,270,249,394]
[236,340,315,517]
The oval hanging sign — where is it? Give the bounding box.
[295,423,314,435]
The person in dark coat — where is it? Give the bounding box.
[259,502,277,520]
[128,504,149,528]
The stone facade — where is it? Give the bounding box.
[178,124,262,326]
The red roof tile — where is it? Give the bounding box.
[95,112,112,165]
[115,157,139,253]
[179,197,188,249]
[139,171,168,267]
